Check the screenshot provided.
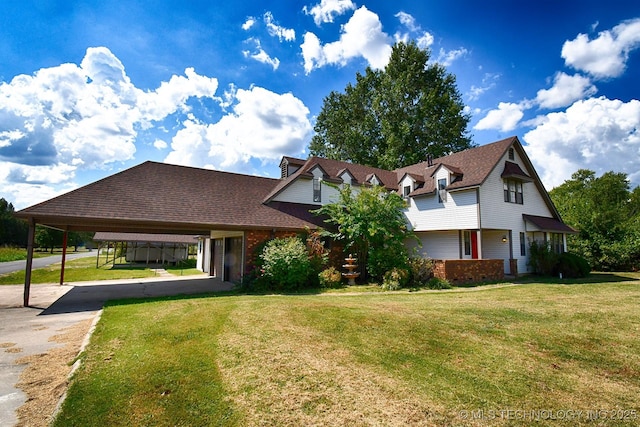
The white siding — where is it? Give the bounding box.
[478,148,556,274]
[481,230,512,273]
[404,188,479,231]
[272,178,342,205]
[408,231,460,259]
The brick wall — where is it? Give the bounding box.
[244,230,299,273]
[433,259,504,284]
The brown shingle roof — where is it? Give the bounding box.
[523,214,577,233]
[264,156,398,202]
[16,161,319,233]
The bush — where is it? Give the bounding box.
[318,267,343,288]
[381,268,409,291]
[554,252,590,278]
[528,241,559,276]
[259,237,312,291]
[426,277,452,290]
[407,257,434,287]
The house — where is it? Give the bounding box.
[92,232,197,266]
[15,136,573,297]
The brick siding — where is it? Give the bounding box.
[433,259,504,284]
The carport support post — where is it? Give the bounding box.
[60,230,68,285]
[24,218,36,307]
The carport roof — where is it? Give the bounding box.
[15,161,321,234]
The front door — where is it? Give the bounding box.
[224,237,243,282]
[471,231,479,259]
[212,239,224,277]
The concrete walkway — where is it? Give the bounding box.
[0,275,234,426]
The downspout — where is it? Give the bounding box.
[59,230,68,285]
[24,218,36,307]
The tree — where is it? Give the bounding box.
[310,41,473,170]
[35,226,63,253]
[314,184,416,281]
[0,198,28,246]
[550,169,640,271]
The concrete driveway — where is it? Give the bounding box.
[0,275,234,426]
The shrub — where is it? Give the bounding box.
[407,257,434,287]
[318,267,343,288]
[259,237,311,291]
[528,241,558,276]
[381,268,409,291]
[426,277,452,290]
[554,252,590,278]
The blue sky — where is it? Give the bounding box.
[1,0,639,209]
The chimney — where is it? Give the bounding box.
[427,154,433,167]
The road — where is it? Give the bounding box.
[0,251,96,275]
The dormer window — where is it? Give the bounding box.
[437,178,447,203]
[313,178,322,202]
[403,185,412,199]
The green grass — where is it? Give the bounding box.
[0,247,68,262]
[0,256,158,285]
[55,275,640,426]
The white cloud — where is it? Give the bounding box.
[474,102,525,132]
[561,18,640,79]
[0,46,219,208]
[303,0,355,26]
[264,12,295,42]
[243,39,280,70]
[153,139,168,150]
[436,47,469,67]
[242,17,256,31]
[524,96,640,189]
[535,72,597,109]
[467,73,500,101]
[164,87,311,170]
[394,12,433,50]
[395,11,418,32]
[301,6,392,74]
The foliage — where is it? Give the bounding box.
[407,257,434,287]
[527,241,559,276]
[35,226,64,253]
[554,252,591,279]
[304,229,329,287]
[309,41,473,170]
[0,198,28,246]
[318,267,343,289]
[426,277,452,290]
[381,268,409,291]
[550,169,640,271]
[314,184,415,281]
[258,237,312,292]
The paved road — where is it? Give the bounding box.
[0,251,96,275]
[0,275,234,426]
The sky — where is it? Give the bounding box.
[1,0,639,209]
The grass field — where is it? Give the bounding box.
[0,255,204,285]
[54,273,640,426]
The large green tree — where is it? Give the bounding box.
[314,184,415,281]
[0,198,28,246]
[550,169,640,271]
[310,41,473,170]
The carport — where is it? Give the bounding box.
[14,161,320,307]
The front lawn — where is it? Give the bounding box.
[55,275,640,426]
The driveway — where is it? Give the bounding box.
[0,275,234,426]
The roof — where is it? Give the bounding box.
[264,156,398,202]
[523,214,577,233]
[15,161,320,234]
[93,232,199,244]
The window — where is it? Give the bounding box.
[503,179,523,204]
[403,185,411,199]
[550,233,563,254]
[463,231,471,256]
[313,178,321,202]
[438,178,447,203]
[508,147,515,160]
[519,232,526,256]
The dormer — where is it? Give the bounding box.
[309,164,327,203]
[431,164,463,203]
[366,173,382,186]
[399,173,425,199]
[279,156,306,179]
[337,168,357,186]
